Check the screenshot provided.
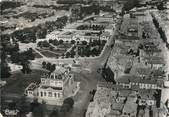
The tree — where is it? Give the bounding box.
[70,50,75,58]
[42,61,46,68]
[18,96,29,114]
[53,40,59,46]
[42,41,50,47]
[11,51,20,63]
[59,40,64,44]
[82,40,87,45]
[21,60,31,74]
[41,100,47,116]
[71,40,76,44]
[122,0,139,13]
[50,46,54,51]
[101,40,107,45]
[13,42,19,51]
[49,39,53,43]
[36,27,47,39]
[60,103,71,114]
[49,108,59,117]
[50,64,56,72]
[91,48,99,56]
[27,48,35,60]
[46,62,52,71]
[30,99,45,117]
[1,60,11,78]
[63,97,74,108]
[157,2,165,10]
[37,41,42,48]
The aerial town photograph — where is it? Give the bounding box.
[0,0,169,117]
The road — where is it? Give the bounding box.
[65,70,102,117]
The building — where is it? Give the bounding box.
[121,101,137,117]
[86,82,138,117]
[142,56,165,69]
[116,75,162,90]
[70,4,82,22]
[25,65,80,105]
[137,89,157,106]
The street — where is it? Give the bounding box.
[66,70,103,117]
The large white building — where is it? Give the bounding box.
[25,65,80,105]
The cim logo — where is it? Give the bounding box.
[4,109,19,116]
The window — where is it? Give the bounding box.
[41,92,43,97]
[44,92,46,96]
[50,74,54,79]
[54,93,57,98]
[37,92,39,96]
[48,92,52,97]
[58,93,60,98]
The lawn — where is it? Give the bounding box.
[41,51,60,58]
[1,70,47,96]
[50,49,66,54]
[33,50,43,58]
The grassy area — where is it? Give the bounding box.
[41,51,60,58]
[37,42,73,58]
[1,70,47,96]
[33,50,43,58]
[50,49,66,55]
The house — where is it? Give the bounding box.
[105,101,124,117]
[135,68,152,78]
[138,89,157,106]
[25,65,80,105]
[143,56,165,69]
[121,100,138,117]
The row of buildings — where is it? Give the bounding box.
[46,13,118,43]
[86,6,169,117]
[86,82,159,117]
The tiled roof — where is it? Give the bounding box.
[117,74,159,84]
[138,89,157,100]
[123,102,137,114]
[135,68,152,75]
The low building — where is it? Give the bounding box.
[143,56,165,69]
[116,75,162,90]
[137,89,157,106]
[122,102,137,117]
[25,65,80,105]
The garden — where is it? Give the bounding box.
[36,40,74,58]
[65,39,107,58]
[36,39,107,59]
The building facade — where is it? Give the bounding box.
[25,66,80,105]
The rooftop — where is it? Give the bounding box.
[117,74,159,84]
[123,102,137,114]
[138,89,157,100]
